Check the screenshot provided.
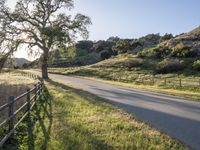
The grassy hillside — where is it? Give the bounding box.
[49,54,200,80]
[2,80,187,150]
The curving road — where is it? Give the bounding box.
[31,71,200,150]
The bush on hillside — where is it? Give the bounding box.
[170,44,195,57]
[156,58,185,73]
[75,40,94,52]
[126,58,144,69]
[138,46,171,58]
[100,50,112,60]
[159,34,173,43]
[93,40,114,53]
[193,60,200,71]
[112,39,133,54]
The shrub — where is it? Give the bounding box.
[156,58,185,73]
[159,34,173,43]
[193,60,200,71]
[22,63,29,69]
[75,40,93,51]
[171,44,194,57]
[138,46,171,59]
[100,50,112,60]
[126,58,144,69]
[112,39,133,54]
[14,66,20,69]
[93,40,113,53]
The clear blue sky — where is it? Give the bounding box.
[11,0,200,59]
[73,0,200,40]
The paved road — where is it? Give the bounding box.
[32,71,200,150]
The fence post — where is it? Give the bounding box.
[35,84,37,101]
[179,78,182,87]
[152,75,155,85]
[164,78,167,86]
[8,96,14,131]
[38,82,41,96]
[140,75,144,84]
[27,88,30,112]
[41,80,44,92]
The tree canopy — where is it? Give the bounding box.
[0,0,91,78]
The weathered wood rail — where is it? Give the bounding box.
[0,72,44,147]
[116,74,200,88]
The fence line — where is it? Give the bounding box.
[15,70,42,81]
[114,74,200,88]
[134,75,200,88]
[0,72,44,147]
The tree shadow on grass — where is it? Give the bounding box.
[46,79,116,150]
[1,86,53,150]
[29,86,53,150]
[46,78,107,105]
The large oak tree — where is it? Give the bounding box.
[0,0,91,78]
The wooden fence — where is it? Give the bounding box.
[15,70,42,81]
[116,74,200,88]
[0,72,44,147]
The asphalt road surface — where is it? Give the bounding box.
[34,72,200,150]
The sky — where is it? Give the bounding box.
[7,0,200,60]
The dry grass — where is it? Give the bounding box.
[0,72,36,85]
[0,72,37,121]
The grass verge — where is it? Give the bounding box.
[48,68,200,101]
[2,80,188,150]
[79,76,200,101]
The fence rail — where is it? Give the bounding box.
[115,74,200,88]
[0,72,44,147]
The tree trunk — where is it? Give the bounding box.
[41,50,49,79]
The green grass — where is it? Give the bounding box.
[2,80,188,150]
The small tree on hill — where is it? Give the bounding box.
[0,0,91,79]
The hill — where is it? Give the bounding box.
[47,26,200,73]
[160,26,200,54]
[3,58,30,68]
[14,58,30,67]
[47,34,164,67]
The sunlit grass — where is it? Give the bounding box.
[3,81,188,150]
[0,72,37,126]
[0,72,36,85]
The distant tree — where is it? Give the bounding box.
[14,66,20,69]
[100,50,112,60]
[93,41,107,52]
[76,40,93,52]
[107,36,120,43]
[22,63,29,69]
[160,34,173,43]
[92,40,114,53]
[112,39,133,54]
[53,49,62,62]
[0,0,91,79]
